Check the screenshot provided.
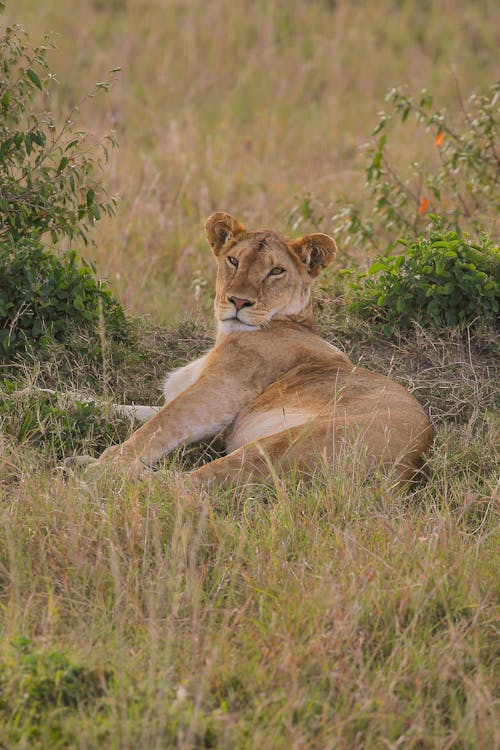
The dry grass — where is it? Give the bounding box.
[6,0,500,319]
[1,1,499,747]
[0,312,498,747]
[0,431,498,749]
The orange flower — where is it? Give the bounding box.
[419,196,429,214]
[434,131,445,147]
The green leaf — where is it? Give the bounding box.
[65,139,80,151]
[26,68,42,90]
[57,156,69,172]
[369,262,386,274]
[31,130,46,147]
[372,117,387,136]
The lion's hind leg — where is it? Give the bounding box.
[188,421,328,487]
[188,415,428,489]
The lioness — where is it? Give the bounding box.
[92,212,433,485]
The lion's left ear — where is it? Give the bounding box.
[289,233,337,278]
[205,212,246,256]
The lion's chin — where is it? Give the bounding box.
[217,318,261,335]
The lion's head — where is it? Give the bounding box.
[205,212,337,333]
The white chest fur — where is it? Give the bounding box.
[162,354,209,404]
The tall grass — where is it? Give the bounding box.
[1,2,499,747]
[0,319,498,747]
[0,431,498,748]
[6,0,500,319]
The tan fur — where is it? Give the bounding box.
[93,212,433,485]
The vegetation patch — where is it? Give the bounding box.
[0,237,129,356]
[348,225,499,335]
[0,18,129,359]
[291,81,499,255]
[0,383,134,459]
[0,4,498,748]
[0,637,110,747]
[0,22,117,245]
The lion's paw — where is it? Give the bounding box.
[63,447,147,481]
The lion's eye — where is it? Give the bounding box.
[227,256,238,268]
[269,267,285,276]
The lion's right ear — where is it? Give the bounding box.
[289,233,337,278]
[205,212,246,256]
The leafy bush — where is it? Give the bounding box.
[0,21,117,245]
[289,81,500,338]
[350,224,499,335]
[0,237,128,356]
[289,82,499,252]
[0,16,130,361]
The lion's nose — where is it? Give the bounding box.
[229,296,254,311]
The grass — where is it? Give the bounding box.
[1,0,499,747]
[0,426,498,748]
[5,0,500,320]
[1,310,498,748]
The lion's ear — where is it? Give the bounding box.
[289,233,337,278]
[205,212,246,256]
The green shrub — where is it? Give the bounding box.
[0,16,129,364]
[0,21,117,245]
[289,82,499,252]
[0,237,128,356]
[349,224,499,335]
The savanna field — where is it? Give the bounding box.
[0,1,499,747]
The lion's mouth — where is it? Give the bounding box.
[218,305,269,327]
[220,311,249,322]
[224,312,259,325]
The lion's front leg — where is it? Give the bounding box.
[92,366,260,475]
[96,442,145,472]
